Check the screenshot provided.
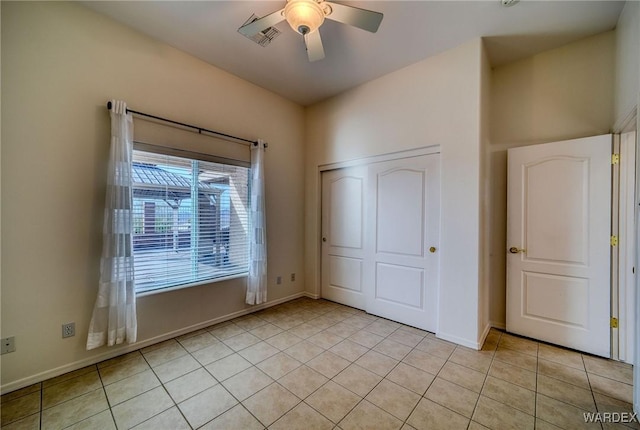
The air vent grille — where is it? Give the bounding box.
[239,14,282,47]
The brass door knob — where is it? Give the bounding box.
[429,247,437,253]
[509,247,525,254]
[322,237,327,242]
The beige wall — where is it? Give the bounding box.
[1,2,305,390]
[305,39,485,348]
[614,1,639,128]
[491,31,615,147]
[488,31,615,326]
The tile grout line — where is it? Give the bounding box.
[3,299,633,430]
[400,327,498,426]
[183,324,258,428]
[38,366,112,430]
[270,303,374,427]
[582,353,604,430]
[280,311,403,427]
[41,366,110,430]
[184,330,264,429]
[393,338,442,429]
[536,357,625,426]
[198,360,264,430]
[7,309,433,429]
[467,330,501,429]
[283,313,385,427]
[531,338,608,429]
[534,342,539,430]
[196,308,339,429]
[183,323,273,428]
[340,322,469,427]
[336,328,412,427]
[39,382,43,430]
[94,364,118,430]
[138,346,192,429]
[327,323,407,428]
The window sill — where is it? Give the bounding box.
[136,272,248,298]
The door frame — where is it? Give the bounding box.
[613,106,639,414]
[612,108,637,364]
[315,145,440,305]
[614,131,637,363]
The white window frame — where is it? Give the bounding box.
[131,143,251,296]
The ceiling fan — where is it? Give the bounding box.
[238,0,383,62]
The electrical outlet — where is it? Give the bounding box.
[290,273,296,282]
[62,322,75,338]
[276,276,282,285]
[1,337,15,354]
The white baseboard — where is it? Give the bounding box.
[478,322,492,348]
[436,331,480,350]
[1,292,308,395]
[303,291,320,299]
[438,323,495,351]
[489,320,506,331]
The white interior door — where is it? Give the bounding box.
[365,154,440,332]
[321,166,367,310]
[506,134,612,357]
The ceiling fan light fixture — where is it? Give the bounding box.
[284,0,325,35]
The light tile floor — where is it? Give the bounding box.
[1,297,635,430]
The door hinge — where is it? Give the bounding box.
[611,317,619,328]
[611,236,618,246]
[612,154,620,165]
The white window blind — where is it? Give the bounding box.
[131,149,250,293]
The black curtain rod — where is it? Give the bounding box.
[106,101,261,146]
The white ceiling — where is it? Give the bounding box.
[82,1,625,106]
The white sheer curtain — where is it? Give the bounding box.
[246,139,267,305]
[87,100,138,350]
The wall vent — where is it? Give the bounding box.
[239,14,282,47]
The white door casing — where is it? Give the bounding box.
[506,135,612,357]
[321,166,367,310]
[364,154,440,332]
[617,131,636,363]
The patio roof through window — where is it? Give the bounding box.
[132,162,226,201]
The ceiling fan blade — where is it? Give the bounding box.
[304,30,325,62]
[238,8,285,37]
[324,2,383,33]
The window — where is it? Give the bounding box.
[131,148,250,293]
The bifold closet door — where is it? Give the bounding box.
[364,154,440,332]
[321,153,440,332]
[321,166,367,310]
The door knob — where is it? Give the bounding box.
[509,247,525,254]
[429,247,437,253]
[322,237,327,242]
